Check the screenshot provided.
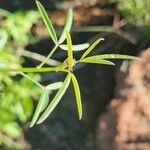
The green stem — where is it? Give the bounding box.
[0,67,68,73]
[37,45,58,68]
[19,72,43,89]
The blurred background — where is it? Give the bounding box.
[0,0,150,150]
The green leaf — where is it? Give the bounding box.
[80,56,115,65]
[58,8,73,44]
[46,82,63,91]
[0,67,68,73]
[80,38,104,60]
[59,43,90,51]
[71,73,82,120]
[88,54,140,60]
[30,89,49,127]
[2,122,22,138]
[66,32,73,69]
[0,30,8,49]
[36,0,57,44]
[37,73,71,124]
[0,8,11,17]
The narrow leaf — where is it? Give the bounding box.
[36,0,57,43]
[58,8,73,44]
[59,43,90,51]
[66,32,73,69]
[0,67,68,73]
[80,56,115,65]
[71,73,82,119]
[46,82,63,91]
[37,73,71,124]
[88,54,140,60]
[0,8,11,17]
[30,89,49,127]
[80,38,104,60]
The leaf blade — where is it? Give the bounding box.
[59,43,90,51]
[66,32,73,69]
[30,89,49,127]
[80,56,115,65]
[88,54,140,60]
[71,73,82,119]
[46,82,63,91]
[37,73,71,124]
[80,38,104,60]
[36,0,57,43]
[58,8,73,44]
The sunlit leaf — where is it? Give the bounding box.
[2,122,22,138]
[66,32,73,69]
[58,8,73,44]
[80,38,104,60]
[88,54,140,60]
[0,30,8,49]
[71,73,82,119]
[0,8,11,17]
[80,56,115,65]
[0,67,68,73]
[46,82,63,91]
[37,73,71,124]
[30,89,49,127]
[36,0,57,43]
[59,43,90,51]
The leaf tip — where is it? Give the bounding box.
[99,38,105,41]
[136,57,141,61]
[36,119,43,125]
[29,121,34,128]
[111,62,115,66]
[35,0,39,5]
[68,7,73,13]
[79,114,82,120]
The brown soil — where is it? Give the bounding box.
[97,49,150,150]
[33,3,114,36]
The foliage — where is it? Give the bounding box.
[119,0,150,26]
[108,0,150,36]
[0,10,39,47]
[0,9,40,149]
[0,1,139,129]
[109,0,150,26]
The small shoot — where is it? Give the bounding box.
[71,73,82,120]
[59,8,73,44]
[0,1,140,127]
[80,38,104,60]
[36,0,57,44]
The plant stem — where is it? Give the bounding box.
[0,67,68,73]
[37,45,58,68]
[19,72,43,89]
